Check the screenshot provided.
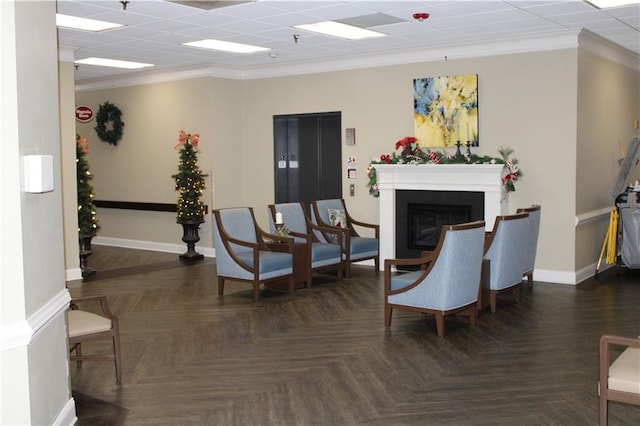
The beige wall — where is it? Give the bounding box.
[575,47,640,271]
[241,50,579,274]
[1,1,72,424]
[59,60,80,278]
[72,43,639,283]
[75,77,244,248]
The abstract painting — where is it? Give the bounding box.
[413,74,478,148]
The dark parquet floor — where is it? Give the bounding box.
[66,245,640,426]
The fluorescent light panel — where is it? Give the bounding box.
[75,57,154,69]
[182,39,270,53]
[585,0,640,7]
[56,14,123,32]
[293,21,386,40]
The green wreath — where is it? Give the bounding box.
[94,101,124,145]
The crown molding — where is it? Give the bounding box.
[58,45,77,63]
[578,29,640,71]
[72,29,636,91]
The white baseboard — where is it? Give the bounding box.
[66,268,82,282]
[68,239,614,286]
[53,397,77,425]
[93,236,215,258]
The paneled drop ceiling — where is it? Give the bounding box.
[57,0,640,84]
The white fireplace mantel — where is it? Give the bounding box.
[375,163,508,270]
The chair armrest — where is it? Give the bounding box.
[600,335,640,372]
[599,335,640,395]
[306,221,343,246]
[346,214,379,238]
[384,254,434,295]
[70,295,117,320]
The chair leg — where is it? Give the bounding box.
[599,399,608,426]
[288,275,295,294]
[490,292,498,314]
[514,286,521,304]
[374,257,379,275]
[526,272,533,287]
[435,313,445,337]
[384,304,392,327]
[468,306,477,326]
[74,343,83,368]
[112,333,122,385]
[217,277,225,296]
[345,261,351,278]
[336,263,343,281]
[252,283,260,302]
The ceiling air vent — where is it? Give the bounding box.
[166,1,254,10]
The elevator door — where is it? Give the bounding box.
[274,112,342,205]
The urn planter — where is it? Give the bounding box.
[79,235,97,278]
[179,220,204,260]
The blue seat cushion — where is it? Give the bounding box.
[311,242,341,263]
[237,251,292,273]
[349,237,378,258]
[390,270,424,292]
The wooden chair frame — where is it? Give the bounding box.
[483,212,528,313]
[384,221,485,337]
[268,203,343,286]
[599,335,640,425]
[213,207,295,301]
[311,198,379,277]
[516,204,541,287]
[68,295,122,385]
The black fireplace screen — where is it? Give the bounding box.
[395,190,484,261]
[408,203,471,250]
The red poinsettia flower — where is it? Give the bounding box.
[395,136,417,151]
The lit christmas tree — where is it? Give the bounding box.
[76,135,100,237]
[172,130,207,224]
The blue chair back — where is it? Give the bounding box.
[311,199,345,243]
[484,213,529,290]
[517,205,541,275]
[389,222,485,311]
[217,208,257,254]
[269,203,308,244]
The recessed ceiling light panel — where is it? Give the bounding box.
[585,0,640,8]
[293,21,386,40]
[182,39,270,54]
[75,57,154,69]
[56,14,123,32]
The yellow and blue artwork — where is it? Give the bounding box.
[413,74,478,148]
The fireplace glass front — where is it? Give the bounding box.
[396,190,484,264]
[408,203,471,250]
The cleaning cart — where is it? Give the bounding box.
[616,188,640,270]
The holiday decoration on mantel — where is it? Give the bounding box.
[366,136,522,198]
[172,130,207,260]
[76,134,100,277]
[94,101,124,145]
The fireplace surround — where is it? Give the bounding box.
[375,163,507,269]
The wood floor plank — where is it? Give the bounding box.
[68,245,640,425]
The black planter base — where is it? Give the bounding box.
[79,235,97,278]
[179,221,204,261]
[179,251,204,261]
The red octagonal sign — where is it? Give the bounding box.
[75,105,93,122]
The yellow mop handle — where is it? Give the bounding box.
[605,209,619,265]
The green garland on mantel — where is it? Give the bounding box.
[94,101,124,145]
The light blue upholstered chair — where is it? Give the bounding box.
[516,205,541,287]
[212,207,294,302]
[268,202,343,286]
[384,221,485,337]
[483,212,529,313]
[310,198,379,277]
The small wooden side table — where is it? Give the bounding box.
[266,241,310,291]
